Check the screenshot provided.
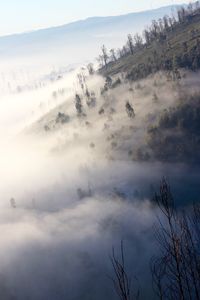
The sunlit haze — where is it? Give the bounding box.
[0,1,199,299]
[0,0,190,36]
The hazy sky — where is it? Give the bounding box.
[0,0,189,36]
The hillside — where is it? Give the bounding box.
[24,3,200,166]
[101,5,200,78]
[1,3,200,300]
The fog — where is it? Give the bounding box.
[0,60,199,300]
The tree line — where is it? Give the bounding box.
[97,2,200,80]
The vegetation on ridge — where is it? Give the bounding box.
[98,2,200,81]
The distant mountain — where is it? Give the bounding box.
[0,5,182,66]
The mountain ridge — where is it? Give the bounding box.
[0,4,185,69]
[0,4,183,40]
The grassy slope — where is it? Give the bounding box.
[101,13,200,77]
[26,12,200,164]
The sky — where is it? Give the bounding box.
[0,0,190,36]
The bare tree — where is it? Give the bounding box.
[127,34,134,55]
[77,72,86,92]
[134,34,143,50]
[151,179,200,300]
[177,7,187,23]
[163,15,169,31]
[110,241,139,300]
[158,18,164,32]
[110,49,117,62]
[101,45,109,68]
[97,54,104,68]
[126,101,135,118]
[122,46,129,57]
[151,20,159,39]
[143,29,151,45]
[75,94,83,116]
[117,48,124,59]
[87,63,95,75]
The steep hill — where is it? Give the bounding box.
[101,5,200,78]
